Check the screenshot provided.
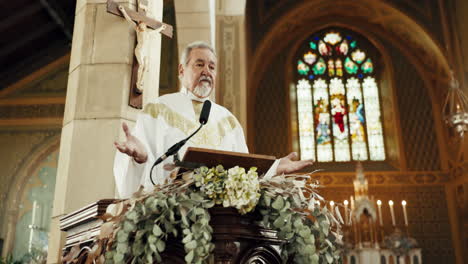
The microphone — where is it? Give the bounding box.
[199,100,211,124]
[150,100,212,185]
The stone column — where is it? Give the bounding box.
[47,0,163,263]
[174,0,214,55]
[215,0,247,131]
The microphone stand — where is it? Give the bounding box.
[149,123,204,185]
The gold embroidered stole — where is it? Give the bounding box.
[143,102,238,148]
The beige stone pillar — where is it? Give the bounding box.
[47,0,163,263]
[175,0,214,55]
[215,0,247,131]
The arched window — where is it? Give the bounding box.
[295,29,385,162]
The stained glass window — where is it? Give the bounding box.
[295,30,385,162]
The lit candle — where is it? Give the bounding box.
[28,200,37,253]
[330,201,335,212]
[31,200,37,225]
[377,200,383,226]
[388,200,396,226]
[402,200,408,226]
[344,200,349,225]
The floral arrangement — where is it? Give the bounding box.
[194,165,260,214]
[63,165,343,264]
[383,229,418,256]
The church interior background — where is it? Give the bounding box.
[0,0,467,263]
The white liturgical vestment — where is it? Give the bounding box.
[114,92,278,198]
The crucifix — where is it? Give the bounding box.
[107,0,173,109]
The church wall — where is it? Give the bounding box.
[388,44,441,171]
[453,0,468,91]
[452,0,468,258]
[246,0,460,262]
[0,58,67,259]
[245,0,446,62]
[0,129,60,230]
[253,52,290,157]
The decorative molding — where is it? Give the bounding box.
[0,118,63,127]
[0,97,65,106]
[310,171,451,187]
[0,104,65,119]
[221,16,236,115]
[0,54,70,99]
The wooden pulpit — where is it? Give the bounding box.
[60,148,287,263]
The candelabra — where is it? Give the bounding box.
[331,161,422,264]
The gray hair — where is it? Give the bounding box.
[180,41,216,65]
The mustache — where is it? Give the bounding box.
[199,75,212,84]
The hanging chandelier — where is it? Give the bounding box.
[442,72,468,138]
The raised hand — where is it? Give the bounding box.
[114,122,148,163]
[277,152,314,175]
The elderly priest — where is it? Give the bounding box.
[114,41,313,198]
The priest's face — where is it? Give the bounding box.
[179,48,217,99]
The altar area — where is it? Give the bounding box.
[340,162,423,264]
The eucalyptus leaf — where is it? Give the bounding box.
[273,216,285,228]
[272,197,284,210]
[299,227,311,238]
[116,230,128,243]
[113,253,124,263]
[168,196,177,206]
[156,240,166,252]
[185,240,197,250]
[154,251,162,263]
[123,221,136,233]
[203,231,211,241]
[190,193,204,201]
[284,231,294,240]
[310,253,319,264]
[116,243,128,254]
[126,211,138,221]
[148,235,157,244]
[134,230,145,241]
[325,252,333,263]
[182,234,193,243]
[194,208,205,215]
[264,195,271,206]
[149,244,156,253]
[146,253,153,263]
[203,200,215,208]
[153,225,163,237]
[185,250,194,263]
[132,243,144,256]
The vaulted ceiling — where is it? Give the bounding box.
[0,0,75,90]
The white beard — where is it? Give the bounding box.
[192,82,212,98]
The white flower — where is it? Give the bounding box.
[223,166,260,214]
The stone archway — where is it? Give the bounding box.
[1,135,60,258]
[246,0,451,150]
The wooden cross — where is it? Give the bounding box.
[107,0,173,109]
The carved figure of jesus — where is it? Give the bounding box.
[119,5,149,92]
